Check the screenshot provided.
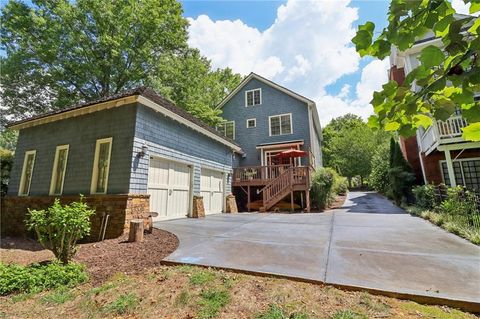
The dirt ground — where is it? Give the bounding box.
[0,229,179,284]
[0,265,476,319]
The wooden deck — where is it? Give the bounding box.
[232,164,313,212]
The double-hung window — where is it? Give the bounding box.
[245,89,261,107]
[49,145,69,195]
[269,114,292,136]
[216,121,235,139]
[18,150,36,196]
[91,138,113,194]
[246,118,256,128]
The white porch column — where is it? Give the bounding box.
[444,149,456,187]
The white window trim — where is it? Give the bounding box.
[268,113,293,137]
[245,88,262,107]
[217,121,235,140]
[90,137,113,194]
[246,118,256,128]
[49,145,70,196]
[18,150,36,196]
[440,157,480,186]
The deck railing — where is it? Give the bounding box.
[418,115,468,154]
[233,164,290,184]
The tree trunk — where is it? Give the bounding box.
[128,219,144,243]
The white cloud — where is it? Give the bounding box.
[451,0,479,16]
[187,0,388,125]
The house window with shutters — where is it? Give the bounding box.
[90,138,113,194]
[245,89,261,107]
[216,121,235,139]
[269,113,292,136]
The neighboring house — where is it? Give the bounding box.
[2,87,241,238]
[390,25,480,190]
[215,73,323,211]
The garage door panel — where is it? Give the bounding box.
[201,168,225,215]
[148,158,191,221]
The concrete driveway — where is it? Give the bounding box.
[155,191,480,309]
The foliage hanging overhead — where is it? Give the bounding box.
[352,0,480,141]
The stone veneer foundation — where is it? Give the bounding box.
[0,194,150,241]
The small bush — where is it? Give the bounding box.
[311,167,343,209]
[104,293,139,314]
[0,148,13,196]
[26,197,95,264]
[368,144,390,194]
[412,184,437,209]
[0,262,87,295]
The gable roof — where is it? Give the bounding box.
[217,72,322,140]
[216,72,315,109]
[8,87,242,152]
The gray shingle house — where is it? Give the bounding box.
[3,87,241,238]
[215,73,323,211]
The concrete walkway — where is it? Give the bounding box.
[155,191,480,309]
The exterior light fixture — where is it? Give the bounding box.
[138,144,148,157]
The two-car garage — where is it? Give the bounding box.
[147,157,226,222]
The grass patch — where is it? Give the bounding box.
[10,292,35,303]
[400,301,474,319]
[40,287,74,304]
[175,290,192,307]
[103,293,139,315]
[0,262,87,295]
[256,304,309,319]
[190,270,216,285]
[88,282,116,295]
[359,293,390,314]
[198,289,230,319]
[331,310,366,319]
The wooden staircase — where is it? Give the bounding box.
[258,167,310,212]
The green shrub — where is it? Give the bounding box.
[0,262,87,295]
[388,138,415,205]
[332,173,348,196]
[26,197,95,264]
[412,184,437,209]
[310,168,335,209]
[438,187,480,228]
[368,144,390,194]
[0,148,13,196]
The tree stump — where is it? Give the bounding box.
[128,219,144,243]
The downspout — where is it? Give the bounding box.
[418,151,428,184]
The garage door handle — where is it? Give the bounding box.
[169,189,172,196]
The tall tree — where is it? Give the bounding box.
[352,0,480,141]
[1,0,241,128]
[323,115,390,186]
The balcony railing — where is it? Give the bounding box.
[418,115,468,154]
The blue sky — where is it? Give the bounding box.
[182,0,392,123]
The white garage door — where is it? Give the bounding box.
[148,157,191,221]
[200,169,225,215]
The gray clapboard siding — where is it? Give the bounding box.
[8,104,136,195]
[129,104,234,195]
[221,78,312,166]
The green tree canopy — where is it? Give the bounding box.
[322,114,391,185]
[1,0,241,127]
[352,0,480,140]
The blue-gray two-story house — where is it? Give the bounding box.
[215,73,323,212]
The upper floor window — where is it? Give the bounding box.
[245,88,261,107]
[217,121,235,139]
[269,114,292,136]
[246,118,256,128]
[91,138,112,194]
[49,145,69,195]
[19,150,36,196]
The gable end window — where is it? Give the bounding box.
[246,118,256,128]
[216,121,235,139]
[269,114,292,136]
[49,145,69,195]
[91,138,113,194]
[19,150,36,196]
[245,89,261,107]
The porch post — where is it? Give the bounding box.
[444,149,456,187]
[247,185,251,212]
[306,190,311,212]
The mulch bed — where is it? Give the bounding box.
[1,229,179,285]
